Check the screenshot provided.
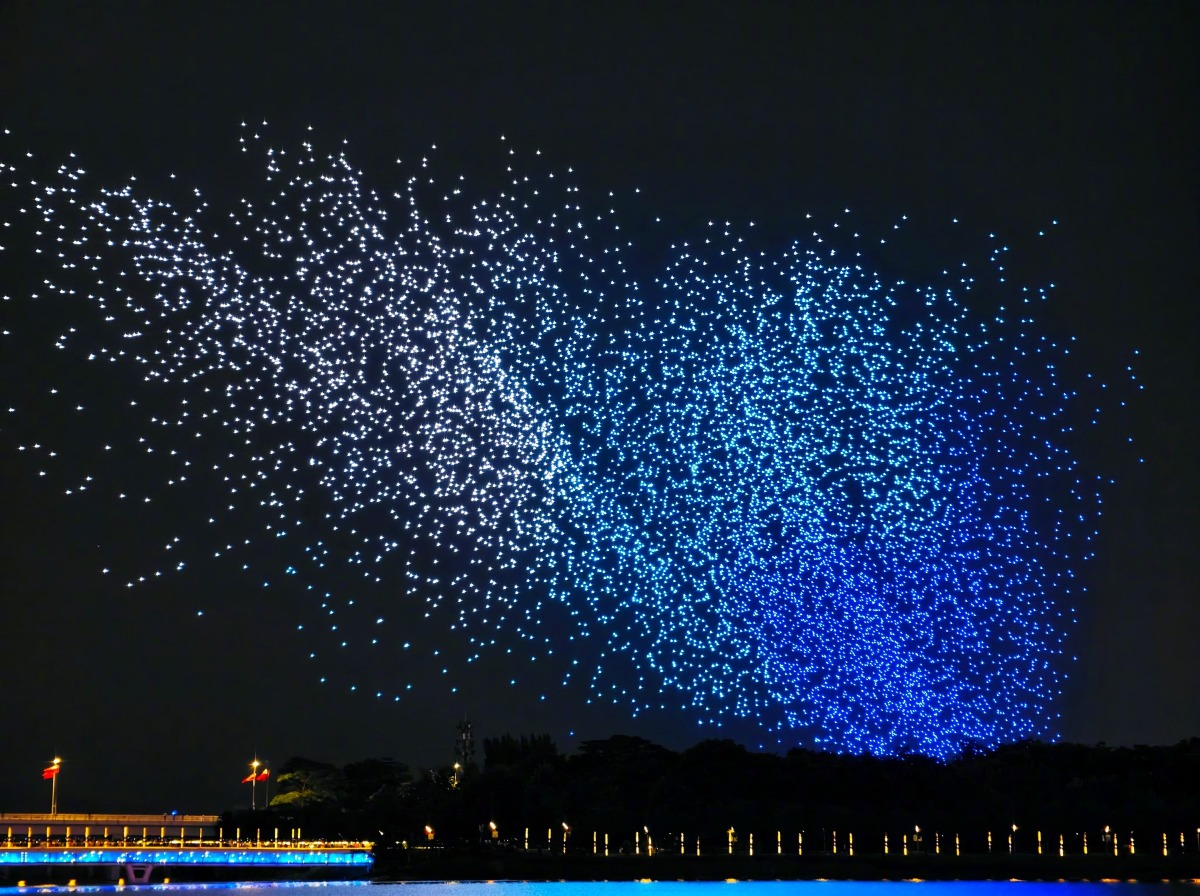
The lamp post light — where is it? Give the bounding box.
[48,758,62,816]
[250,759,261,810]
[453,763,461,788]
[562,822,570,855]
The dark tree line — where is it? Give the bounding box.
[226,735,1200,851]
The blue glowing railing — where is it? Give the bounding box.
[0,849,371,866]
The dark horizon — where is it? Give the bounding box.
[6,729,1200,818]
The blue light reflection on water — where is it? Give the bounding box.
[366,883,1200,896]
[1,882,1199,896]
[0,852,370,867]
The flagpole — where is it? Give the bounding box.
[49,758,61,816]
[250,759,260,811]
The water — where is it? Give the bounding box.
[2,882,1198,896]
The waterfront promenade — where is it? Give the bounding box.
[375,844,1200,883]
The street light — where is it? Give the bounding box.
[250,759,261,811]
[453,763,461,788]
[47,758,62,816]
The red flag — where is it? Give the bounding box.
[241,773,255,783]
[42,766,59,780]
[256,770,270,781]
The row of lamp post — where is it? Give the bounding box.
[435,822,1200,858]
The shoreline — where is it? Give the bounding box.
[373,850,1200,883]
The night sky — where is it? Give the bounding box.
[0,1,1196,814]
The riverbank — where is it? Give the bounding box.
[374,848,1200,883]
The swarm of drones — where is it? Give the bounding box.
[0,125,1132,756]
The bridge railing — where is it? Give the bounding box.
[0,836,371,851]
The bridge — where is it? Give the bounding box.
[0,817,372,885]
[0,844,372,885]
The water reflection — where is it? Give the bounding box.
[4,881,1200,896]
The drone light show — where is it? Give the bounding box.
[0,125,1134,757]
